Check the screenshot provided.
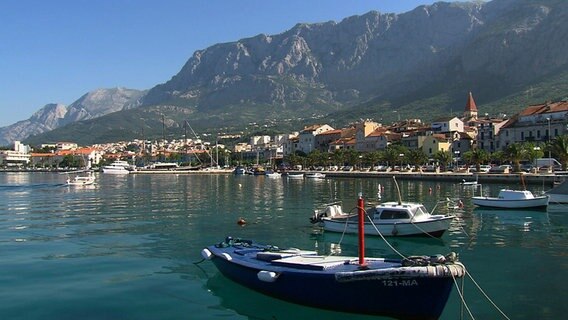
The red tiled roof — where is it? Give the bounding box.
[317,129,342,135]
[519,100,568,116]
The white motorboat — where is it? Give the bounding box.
[460,177,478,186]
[265,172,281,178]
[311,200,454,237]
[305,172,325,179]
[102,160,132,174]
[66,171,95,186]
[472,189,549,209]
[287,173,304,179]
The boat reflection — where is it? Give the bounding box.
[206,273,383,320]
[310,230,449,258]
[473,207,550,230]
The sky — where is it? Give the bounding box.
[0,0,454,127]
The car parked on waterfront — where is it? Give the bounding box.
[470,164,492,173]
[489,165,512,173]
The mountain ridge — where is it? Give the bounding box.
[15,0,568,146]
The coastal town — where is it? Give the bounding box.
[1,93,567,177]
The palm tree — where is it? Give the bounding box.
[382,146,401,169]
[433,150,452,171]
[330,149,346,168]
[463,148,490,172]
[406,149,428,171]
[550,135,568,170]
[503,143,528,172]
[522,141,544,164]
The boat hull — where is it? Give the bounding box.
[471,196,549,209]
[206,243,461,320]
[547,193,568,204]
[321,217,453,237]
[102,168,130,174]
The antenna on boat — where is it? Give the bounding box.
[393,176,402,205]
[357,193,367,269]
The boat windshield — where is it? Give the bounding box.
[412,206,429,217]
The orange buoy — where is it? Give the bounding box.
[237,218,246,226]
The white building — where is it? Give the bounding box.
[431,117,464,133]
[498,100,568,149]
[297,124,334,154]
[0,141,31,166]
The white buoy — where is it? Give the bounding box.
[257,270,279,282]
[201,248,212,260]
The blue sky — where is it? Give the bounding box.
[0,0,455,127]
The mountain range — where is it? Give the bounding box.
[5,0,568,147]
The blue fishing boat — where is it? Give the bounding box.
[202,195,466,320]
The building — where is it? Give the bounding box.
[431,117,464,134]
[422,134,451,158]
[297,124,334,154]
[0,141,31,166]
[56,142,78,150]
[476,117,508,152]
[463,92,478,122]
[315,129,343,152]
[498,100,568,149]
[355,120,381,152]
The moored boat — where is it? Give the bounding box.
[265,171,281,178]
[545,179,568,203]
[233,166,246,175]
[472,189,549,209]
[311,201,454,237]
[201,195,465,319]
[101,160,133,174]
[305,172,325,179]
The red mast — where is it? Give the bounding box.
[357,193,367,268]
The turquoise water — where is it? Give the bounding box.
[0,172,566,319]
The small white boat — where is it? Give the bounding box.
[546,179,568,203]
[102,160,132,174]
[266,172,281,178]
[67,171,95,186]
[460,178,478,186]
[287,173,304,179]
[305,172,325,179]
[311,201,454,237]
[472,189,549,209]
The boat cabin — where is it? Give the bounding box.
[368,202,430,220]
[498,189,535,200]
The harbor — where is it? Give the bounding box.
[0,171,565,319]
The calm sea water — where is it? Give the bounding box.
[0,172,566,320]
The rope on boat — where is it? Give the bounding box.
[451,271,476,320]
[448,266,512,320]
[364,209,407,259]
[329,206,358,257]
[465,269,511,319]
